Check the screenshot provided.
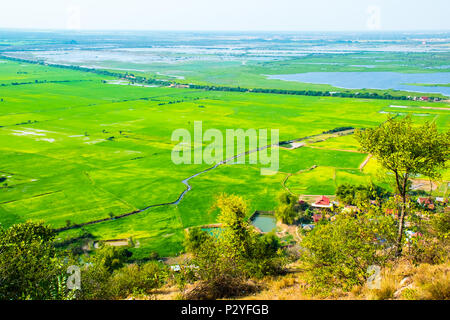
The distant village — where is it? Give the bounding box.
[297,194,449,232]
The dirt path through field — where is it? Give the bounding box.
[359,154,372,171]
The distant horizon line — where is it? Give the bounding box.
[1,28,450,34]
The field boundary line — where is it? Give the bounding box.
[54,132,328,232]
[359,154,372,172]
[0,190,63,205]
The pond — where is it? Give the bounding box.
[250,213,277,233]
[266,72,450,96]
[201,227,222,237]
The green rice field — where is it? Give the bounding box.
[1,58,449,257]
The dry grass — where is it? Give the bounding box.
[143,259,449,300]
[366,271,399,300]
[408,264,450,300]
[240,260,449,300]
[359,260,449,300]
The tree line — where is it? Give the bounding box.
[187,84,442,101]
[1,55,443,102]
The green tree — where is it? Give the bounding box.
[336,183,389,206]
[431,211,450,239]
[183,227,211,253]
[93,244,132,273]
[355,116,449,255]
[336,183,356,205]
[0,221,71,300]
[275,192,298,224]
[276,204,297,224]
[213,193,251,258]
[78,245,132,299]
[185,194,284,299]
[298,209,313,224]
[109,262,168,298]
[78,261,112,300]
[300,213,396,291]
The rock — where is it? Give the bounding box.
[399,277,411,287]
[394,283,414,299]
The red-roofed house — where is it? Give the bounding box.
[417,197,433,206]
[435,197,447,204]
[385,208,399,219]
[312,213,323,223]
[312,196,333,209]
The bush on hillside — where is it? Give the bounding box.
[300,213,397,292]
[183,194,286,299]
[275,192,299,224]
[0,221,74,300]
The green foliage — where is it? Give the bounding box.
[356,116,449,192]
[275,204,297,225]
[89,244,132,273]
[247,232,285,278]
[0,221,71,300]
[77,244,133,299]
[109,262,168,298]
[298,209,313,224]
[355,116,450,254]
[78,261,112,300]
[183,227,211,253]
[300,213,397,291]
[185,194,285,299]
[336,183,389,206]
[431,211,450,239]
[278,192,298,206]
[405,210,450,265]
[214,193,251,258]
[275,192,298,224]
[0,221,55,244]
[78,246,166,299]
[406,235,448,265]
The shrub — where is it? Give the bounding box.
[275,192,298,224]
[184,227,211,253]
[0,222,72,300]
[78,262,113,300]
[184,194,286,299]
[300,213,397,292]
[431,211,450,238]
[336,183,389,206]
[275,203,297,225]
[110,262,167,298]
[298,210,313,224]
[405,235,448,265]
[94,245,133,272]
[77,245,133,299]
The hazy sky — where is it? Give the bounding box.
[1,0,449,31]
